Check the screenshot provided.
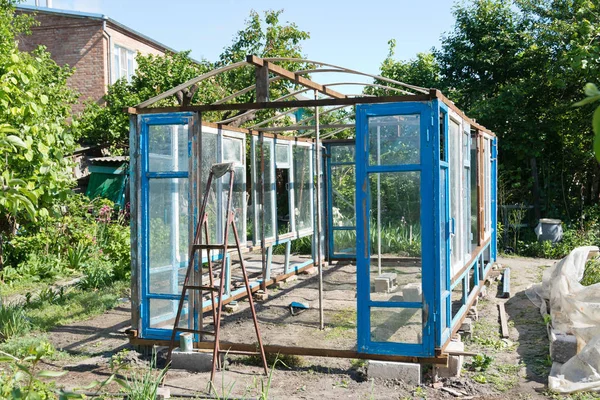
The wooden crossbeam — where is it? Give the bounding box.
[247,55,346,99]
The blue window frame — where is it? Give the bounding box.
[355,102,436,357]
[139,112,193,340]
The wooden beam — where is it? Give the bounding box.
[128,338,448,365]
[255,64,269,102]
[498,303,510,339]
[431,89,496,137]
[247,55,345,99]
[127,94,433,115]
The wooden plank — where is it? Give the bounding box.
[127,94,433,115]
[247,55,345,99]
[450,237,491,285]
[129,338,447,365]
[255,64,270,102]
[498,303,510,338]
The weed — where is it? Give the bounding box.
[413,385,426,398]
[67,242,89,270]
[241,352,303,369]
[115,349,168,400]
[0,301,30,341]
[465,354,493,372]
[582,258,600,286]
[350,358,367,370]
[325,308,356,339]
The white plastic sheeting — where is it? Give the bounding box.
[527,246,600,393]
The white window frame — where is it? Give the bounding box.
[112,44,136,84]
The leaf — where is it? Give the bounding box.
[573,95,600,107]
[594,133,600,164]
[585,83,600,97]
[5,135,26,148]
[40,94,48,104]
[593,106,600,136]
[10,53,19,63]
[37,369,68,378]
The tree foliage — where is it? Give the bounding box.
[0,0,78,234]
[377,0,600,220]
[76,9,313,148]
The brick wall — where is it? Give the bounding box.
[18,13,106,115]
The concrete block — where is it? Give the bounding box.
[374,273,398,293]
[254,291,269,301]
[467,306,479,321]
[459,318,473,333]
[367,360,421,385]
[402,282,422,302]
[478,285,488,299]
[156,387,171,399]
[171,349,213,372]
[224,301,239,313]
[300,267,317,275]
[436,341,464,378]
[549,329,577,363]
[284,275,298,283]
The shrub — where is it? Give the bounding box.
[582,259,600,286]
[77,258,114,290]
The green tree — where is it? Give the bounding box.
[0,0,78,234]
[76,9,312,148]
[434,0,600,220]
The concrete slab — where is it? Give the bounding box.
[171,349,213,372]
[367,360,421,385]
[374,273,398,293]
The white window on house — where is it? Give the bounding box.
[112,44,136,83]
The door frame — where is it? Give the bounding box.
[355,102,436,357]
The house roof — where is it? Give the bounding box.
[17,4,179,54]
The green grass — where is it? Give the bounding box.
[24,280,129,332]
[0,301,30,341]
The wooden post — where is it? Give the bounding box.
[530,157,541,220]
[255,65,269,103]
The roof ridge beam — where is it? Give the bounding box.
[247,55,346,99]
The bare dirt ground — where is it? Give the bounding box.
[44,255,581,399]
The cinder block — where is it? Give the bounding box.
[367,360,421,385]
[284,275,298,283]
[402,282,422,302]
[436,341,464,378]
[467,306,479,321]
[254,291,269,301]
[224,301,239,313]
[171,349,213,372]
[460,318,473,333]
[549,329,577,363]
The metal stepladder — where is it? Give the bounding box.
[166,162,268,382]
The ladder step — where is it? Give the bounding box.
[192,244,228,250]
[218,350,261,356]
[185,285,219,292]
[175,328,215,336]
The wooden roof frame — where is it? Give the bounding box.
[127,55,496,137]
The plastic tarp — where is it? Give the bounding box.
[527,246,600,393]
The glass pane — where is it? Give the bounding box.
[333,230,356,255]
[369,172,421,301]
[293,145,312,232]
[449,119,461,273]
[223,136,242,162]
[331,165,355,227]
[440,168,448,287]
[369,114,420,165]
[149,124,188,172]
[149,299,189,330]
[201,132,218,244]
[275,143,289,165]
[148,178,189,294]
[255,139,275,239]
[331,144,354,163]
[221,165,246,245]
[470,139,478,250]
[370,307,422,344]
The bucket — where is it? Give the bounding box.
[535,218,563,243]
[179,332,193,352]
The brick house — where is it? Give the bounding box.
[16,5,177,114]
